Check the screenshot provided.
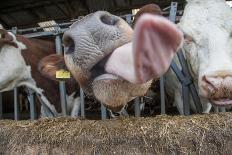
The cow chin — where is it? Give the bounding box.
[199,85,232,107]
[210,99,232,106]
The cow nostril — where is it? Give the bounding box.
[100,14,118,26]
[63,36,75,54]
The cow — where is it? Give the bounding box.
[132,4,163,28]
[39,11,183,113]
[0,25,80,118]
[165,0,232,114]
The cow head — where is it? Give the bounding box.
[180,0,232,106]
[39,11,183,111]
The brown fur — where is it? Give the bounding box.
[16,36,78,113]
[38,54,69,82]
[132,4,163,28]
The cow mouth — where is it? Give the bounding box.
[211,99,232,106]
[90,52,123,82]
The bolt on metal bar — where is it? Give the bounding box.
[55,26,68,116]
[14,88,19,120]
[101,103,107,120]
[80,88,85,118]
[134,97,140,117]
[160,76,166,114]
[0,93,2,119]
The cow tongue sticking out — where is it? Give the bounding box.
[105,14,183,84]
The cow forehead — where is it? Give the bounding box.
[180,0,232,36]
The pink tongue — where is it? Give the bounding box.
[105,14,183,84]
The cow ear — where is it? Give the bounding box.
[38,54,71,82]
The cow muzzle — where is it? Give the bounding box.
[202,75,232,106]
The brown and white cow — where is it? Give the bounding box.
[0,24,80,117]
[166,0,232,114]
[39,11,183,113]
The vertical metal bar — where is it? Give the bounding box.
[80,88,85,118]
[160,76,166,114]
[214,107,219,113]
[219,107,226,113]
[182,86,190,115]
[14,88,19,120]
[101,103,107,120]
[125,14,132,26]
[0,93,2,119]
[55,27,68,116]
[28,89,36,120]
[12,28,20,120]
[177,51,202,113]
[169,2,178,22]
[59,81,68,116]
[134,97,140,117]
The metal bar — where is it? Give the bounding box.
[182,85,190,115]
[23,28,68,38]
[28,89,36,120]
[134,97,140,117]
[0,93,2,119]
[219,107,226,113]
[160,76,166,114]
[14,88,19,120]
[163,6,171,11]
[169,2,178,22]
[101,103,107,120]
[177,51,202,113]
[55,27,68,116]
[189,84,202,113]
[80,88,85,118]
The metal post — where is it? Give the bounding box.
[11,27,18,34]
[27,89,36,120]
[219,107,226,113]
[134,97,140,117]
[160,76,166,114]
[14,88,19,120]
[125,14,132,26]
[55,26,68,116]
[169,2,178,22]
[12,27,20,120]
[101,103,107,120]
[0,93,2,119]
[80,88,85,118]
[182,86,190,115]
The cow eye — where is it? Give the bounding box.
[184,33,194,44]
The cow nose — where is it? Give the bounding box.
[62,33,75,54]
[202,75,232,99]
[100,14,118,26]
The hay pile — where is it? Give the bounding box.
[0,113,232,154]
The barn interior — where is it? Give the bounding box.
[0,0,186,29]
[0,0,232,120]
[0,1,232,154]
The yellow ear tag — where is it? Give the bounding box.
[56,70,71,79]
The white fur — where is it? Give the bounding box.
[0,32,59,117]
[166,0,232,114]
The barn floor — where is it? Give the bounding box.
[0,113,231,155]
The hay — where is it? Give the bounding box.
[0,113,232,155]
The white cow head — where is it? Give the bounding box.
[179,0,232,106]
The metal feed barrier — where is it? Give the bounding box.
[0,2,205,120]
